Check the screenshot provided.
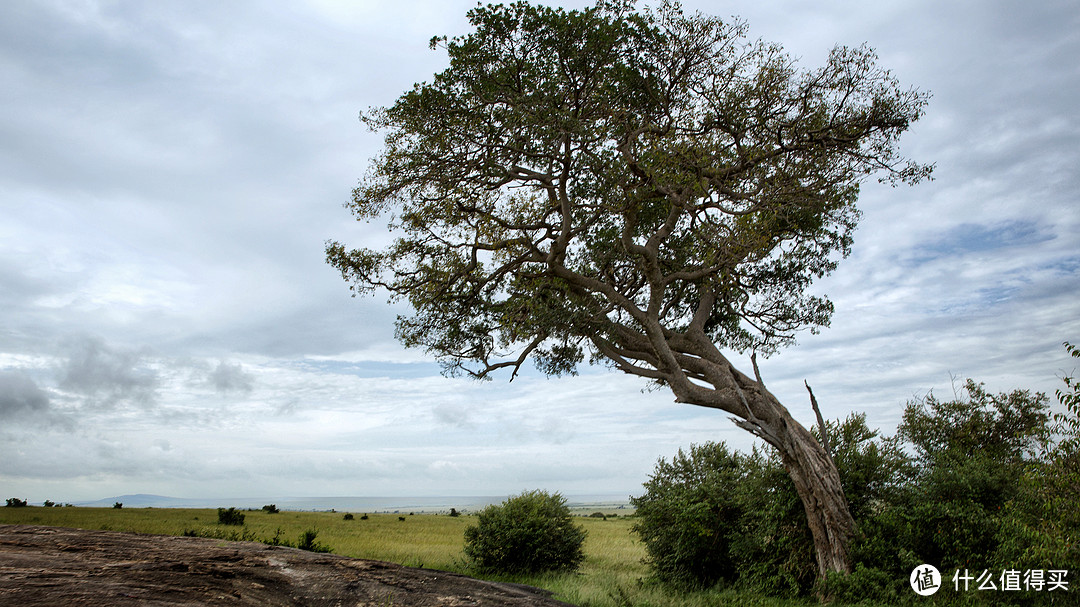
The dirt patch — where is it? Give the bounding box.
[0,524,577,606]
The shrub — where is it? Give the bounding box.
[631,442,805,592]
[632,415,910,595]
[297,529,331,553]
[262,504,279,514]
[113,502,123,509]
[5,498,28,508]
[463,490,586,574]
[449,508,461,517]
[632,370,1080,600]
[217,507,245,526]
[343,513,354,521]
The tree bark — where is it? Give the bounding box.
[728,388,853,578]
[774,413,854,577]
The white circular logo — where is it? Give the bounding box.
[910,564,942,596]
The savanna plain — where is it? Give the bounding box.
[3,505,872,607]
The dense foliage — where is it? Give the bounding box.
[633,345,1080,603]
[463,490,586,574]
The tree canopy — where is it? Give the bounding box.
[327,0,930,389]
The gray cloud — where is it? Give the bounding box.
[0,371,50,418]
[206,361,254,394]
[0,370,71,430]
[57,336,158,408]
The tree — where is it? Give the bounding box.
[327,0,930,578]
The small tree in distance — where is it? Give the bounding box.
[327,0,931,578]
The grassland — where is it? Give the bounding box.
[0,506,836,607]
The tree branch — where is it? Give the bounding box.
[805,380,832,457]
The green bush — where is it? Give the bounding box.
[217,507,245,526]
[463,490,586,574]
[630,442,756,590]
[297,528,331,553]
[630,346,1080,602]
[5,498,28,508]
[631,415,918,596]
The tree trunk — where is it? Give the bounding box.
[590,316,856,579]
[669,352,856,580]
[775,415,854,577]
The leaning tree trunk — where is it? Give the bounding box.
[655,337,856,580]
[774,413,854,577]
[727,372,855,579]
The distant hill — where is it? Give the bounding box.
[74,494,224,508]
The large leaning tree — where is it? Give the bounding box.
[327,0,930,578]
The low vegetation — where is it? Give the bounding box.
[217,507,246,526]
[463,490,586,574]
[631,343,1080,605]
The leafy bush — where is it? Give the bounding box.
[262,504,279,514]
[217,507,245,526]
[631,442,755,590]
[994,343,1080,573]
[297,528,331,553]
[632,413,947,596]
[113,502,123,509]
[5,498,28,508]
[463,490,586,574]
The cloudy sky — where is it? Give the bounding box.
[1,0,1077,504]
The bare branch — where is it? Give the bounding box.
[805,380,832,457]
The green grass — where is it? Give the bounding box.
[0,506,873,607]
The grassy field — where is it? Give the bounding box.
[0,506,836,607]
